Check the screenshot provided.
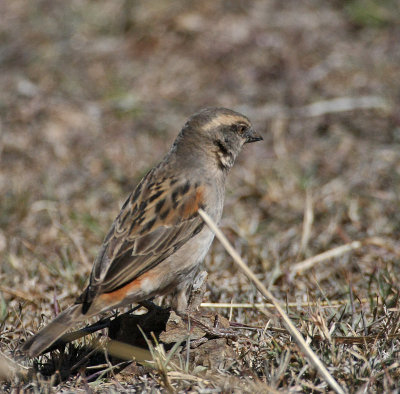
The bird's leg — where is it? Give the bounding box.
[171,270,208,313]
[187,270,208,311]
[174,271,237,341]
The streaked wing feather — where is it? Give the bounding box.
[87,170,205,297]
[99,218,201,292]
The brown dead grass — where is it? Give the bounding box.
[1,0,400,392]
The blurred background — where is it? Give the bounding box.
[1,0,400,390]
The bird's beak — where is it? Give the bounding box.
[245,128,263,143]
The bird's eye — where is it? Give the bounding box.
[230,123,247,135]
[237,124,247,135]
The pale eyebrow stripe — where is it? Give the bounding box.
[202,114,250,131]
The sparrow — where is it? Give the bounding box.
[22,107,263,357]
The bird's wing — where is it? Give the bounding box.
[80,168,206,306]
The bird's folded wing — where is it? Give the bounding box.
[82,170,206,302]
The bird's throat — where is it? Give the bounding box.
[214,139,235,170]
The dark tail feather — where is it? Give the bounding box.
[21,304,85,358]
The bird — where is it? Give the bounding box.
[22,107,263,357]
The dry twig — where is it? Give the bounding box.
[291,237,399,275]
[292,241,362,274]
[199,209,345,394]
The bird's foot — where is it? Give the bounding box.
[177,311,237,341]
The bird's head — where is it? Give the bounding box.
[176,107,263,171]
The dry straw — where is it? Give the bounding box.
[291,236,397,275]
[198,209,344,394]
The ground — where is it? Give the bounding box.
[1,0,400,392]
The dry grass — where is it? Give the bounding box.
[1,0,400,392]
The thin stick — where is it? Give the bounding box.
[200,299,364,309]
[0,351,28,380]
[0,285,38,305]
[299,189,314,255]
[292,237,399,275]
[199,209,344,394]
[291,241,362,274]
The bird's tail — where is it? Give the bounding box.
[21,304,85,358]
